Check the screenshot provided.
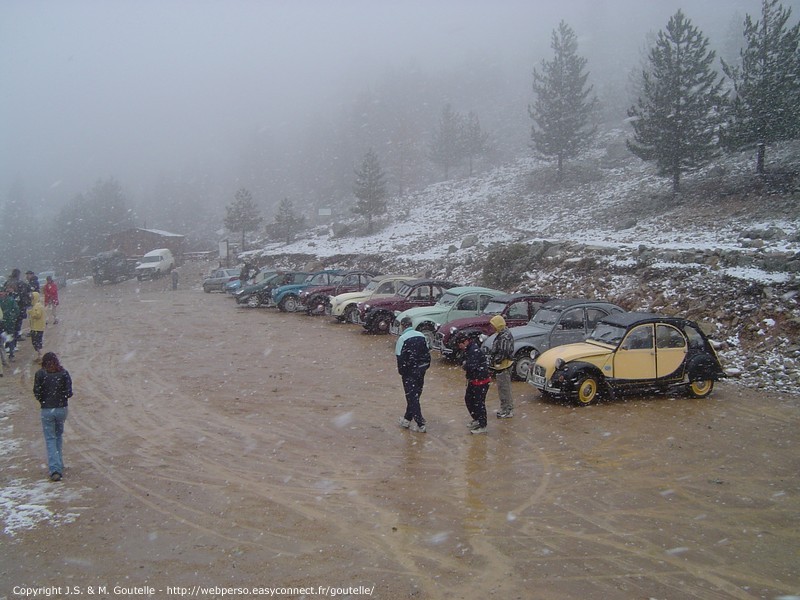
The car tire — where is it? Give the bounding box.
[418,324,435,348]
[343,305,358,324]
[369,312,392,334]
[247,295,261,308]
[575,374,601,406]
[280,295,299,312]
[687,378,714,398]
[512,349,536,381]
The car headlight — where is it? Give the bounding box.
[555,358,565,370]
[449,326,458,335]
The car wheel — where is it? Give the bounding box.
[343,304,358,324]
[687,379,714,398]
[418,325,435,348]
[370,312,392,334]
[512,349,536,381]
[203,286,211,293]
[247,295,261,308]
[575,374,601,406]
[280,295,299,312]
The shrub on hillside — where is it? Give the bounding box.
[482,243,531,290]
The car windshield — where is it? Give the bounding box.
[141,256,162,263]
[436,292,459,306]
[530,309,561,327]
[587,322,627,345]
[482,300,507,314]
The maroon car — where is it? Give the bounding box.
[300,271,378,315]
[433,293,551,359]
[357,279,459,334]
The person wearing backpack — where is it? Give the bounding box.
[395,316,431,433]
[489,315,515,419]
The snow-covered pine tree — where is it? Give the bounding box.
[627,10,724,193]
[274,197,304,245]
[429,104,464,180]
[529,21,597,182]
[721,0,800,174]
[224,187,262,252]
[352,149,387,235]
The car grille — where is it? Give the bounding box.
[388,321,401,335]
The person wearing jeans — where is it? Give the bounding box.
[33,352,73,481]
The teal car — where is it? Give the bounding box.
[390,286,506,347]
[270,270,346,312]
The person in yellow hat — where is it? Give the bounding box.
[489,315,515,418]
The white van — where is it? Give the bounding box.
[135,248,175,280]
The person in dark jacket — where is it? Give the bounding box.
[455,332,492,434]
[26,270,40,293]
[395,316,431,432]
[33,352,73,481]
[6,268,31,341]
[0,288,19,360]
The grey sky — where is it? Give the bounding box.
[0,0,769,208]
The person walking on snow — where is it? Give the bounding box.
[28,291,45,361]
[33,352,73,482]
[489,315,515,418]
[455,332,492,434]
[395,316,431,433]
[43,275,59,324]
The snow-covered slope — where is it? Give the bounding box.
[244,131,800,394]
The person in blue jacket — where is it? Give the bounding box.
[395,317,431,433]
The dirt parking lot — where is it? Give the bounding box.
[1,261,799,600]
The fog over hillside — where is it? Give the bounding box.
[1,0,770,235]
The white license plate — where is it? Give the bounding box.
[531,374,545,387]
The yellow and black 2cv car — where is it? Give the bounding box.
[528,312,726,405]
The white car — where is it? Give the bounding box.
[135,248,175,281]
[328,275,415,323]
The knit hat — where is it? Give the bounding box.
[490,314,506,331]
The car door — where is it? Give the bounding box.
[614,324,657,380]
[447,293,480,322]
[655,323,687,378]
[408,284,434,307]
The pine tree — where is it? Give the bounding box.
[352,149,388,235]
[462,111,490,177]
[721,0,800,173]
[224,188,262,252]
[627,10,724,193]
[429,104,464,180]
[529,21,597,181]
[274,197,304,245]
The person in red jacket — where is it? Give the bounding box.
[43,275,59,324]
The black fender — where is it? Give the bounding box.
[686,355,725,381]
[561,361,608,395]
